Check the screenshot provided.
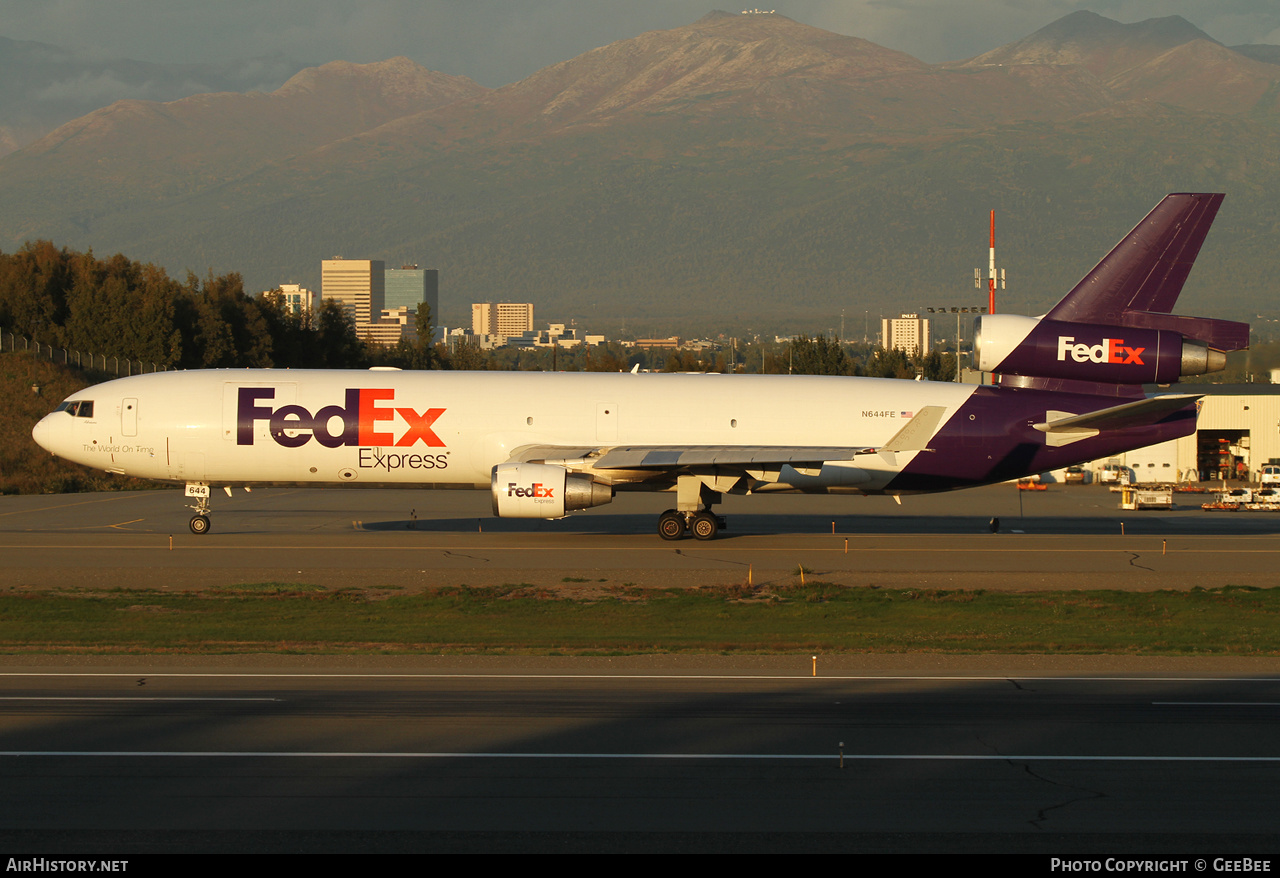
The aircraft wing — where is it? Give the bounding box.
[509,406,949,471]
[591,446,870,469]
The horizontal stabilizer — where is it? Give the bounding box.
[1119,311,1250,352]
[1033,394,1200,435]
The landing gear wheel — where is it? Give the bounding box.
[691,511,719,541]
[189,514,211,535]
[658,510,686,541]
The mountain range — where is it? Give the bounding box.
[1,10,1278,332]
[0,35,311,158]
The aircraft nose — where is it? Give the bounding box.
[32,413,62,456]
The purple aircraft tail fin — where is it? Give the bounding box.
[1047,193,1224,325]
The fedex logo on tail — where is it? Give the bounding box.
[1056,336,1145,366]
[237,387,445,448]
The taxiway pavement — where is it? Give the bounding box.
[0,484,1274,590]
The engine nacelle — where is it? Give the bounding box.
[490,462,613,519]
[974,314,1225,384]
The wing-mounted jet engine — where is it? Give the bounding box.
[491,462,614,518]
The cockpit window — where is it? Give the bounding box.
[56,400,94,418]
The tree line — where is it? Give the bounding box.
[782,335,957,380]
[0,240,956,378]
[0,241,431,370]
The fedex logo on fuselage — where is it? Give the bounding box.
[237,387,445,448]
[1056,336,1145,366]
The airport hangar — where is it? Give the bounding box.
[1083,384,1280,483]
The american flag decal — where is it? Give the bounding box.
[900,411,914,418]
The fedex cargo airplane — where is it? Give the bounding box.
[32,194,1247,540]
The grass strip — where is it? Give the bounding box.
[0,583,1277,655]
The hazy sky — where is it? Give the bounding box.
[3,0,1279,87]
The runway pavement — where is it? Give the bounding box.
[1,655,1279,853]
[0,483,1275,590]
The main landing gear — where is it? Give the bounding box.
[658,509,727,541]
[657,476,727,540]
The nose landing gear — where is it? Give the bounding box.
[185,482,212,535]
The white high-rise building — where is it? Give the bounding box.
[271,284,317,317]
[472,302,534,344]
[880,313,932,356]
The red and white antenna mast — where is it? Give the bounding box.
[974,210,1005,314]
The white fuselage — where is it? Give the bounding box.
[33,369,979,492]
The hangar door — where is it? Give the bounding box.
[1197,429,1249,482]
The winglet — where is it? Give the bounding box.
[881,406,947,453]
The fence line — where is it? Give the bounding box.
[0,328,169,377]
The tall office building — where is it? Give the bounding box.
[322,259,384,326]
[881,313,932,356]
[384,265,439,326]
[472,302,534,344]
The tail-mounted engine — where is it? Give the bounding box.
[974,314,1235,385]
[491,462,613,519]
